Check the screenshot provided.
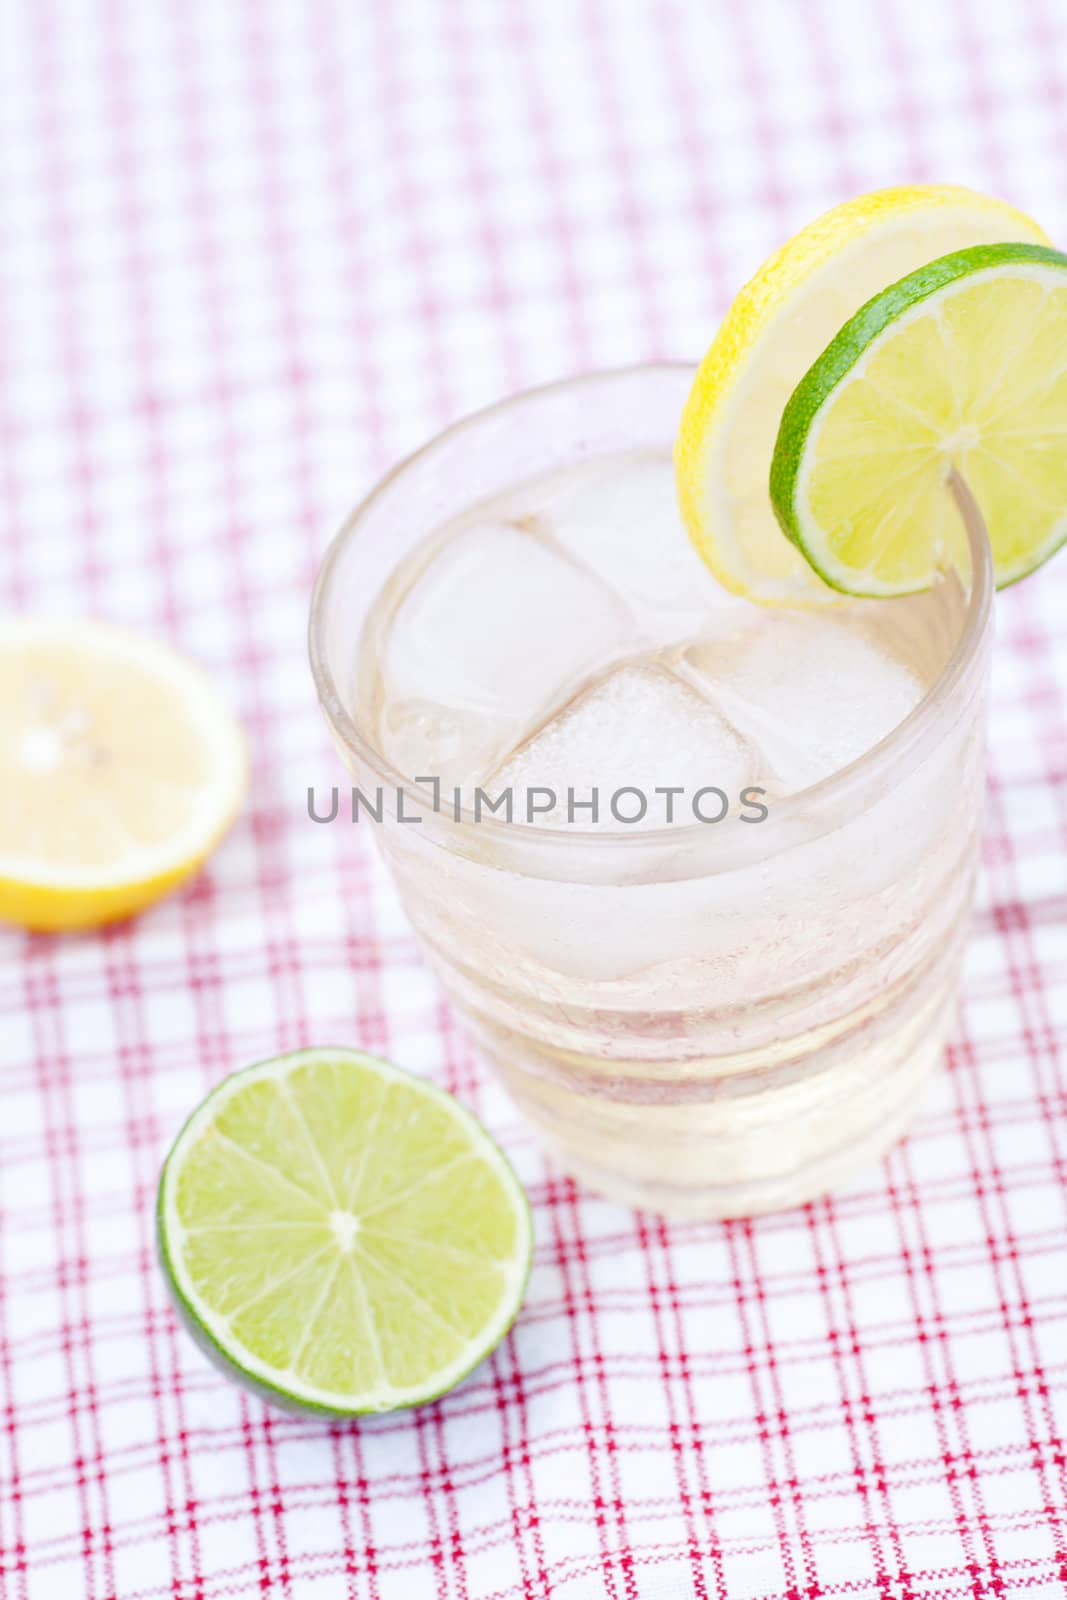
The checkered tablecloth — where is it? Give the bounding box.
[3,1,1067,1596]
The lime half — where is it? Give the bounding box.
[157,1048,533,1416]
[770,241,1067,596]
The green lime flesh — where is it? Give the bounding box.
[770,241,1067,596]
[157,1048,533,1416]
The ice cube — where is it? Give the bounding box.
[488,661,754,831]
[377,521,631,783]
[527,453,751,645]
[682,611,925,794]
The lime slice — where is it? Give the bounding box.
[157,1048,533,1415]
[769,242,1067,596]
[674,184,1048,606]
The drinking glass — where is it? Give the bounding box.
[309,365,992,1218]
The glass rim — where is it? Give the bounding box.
[308,361,993,860]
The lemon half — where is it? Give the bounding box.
[0,618,246,930]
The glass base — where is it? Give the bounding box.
[465,988,954,1220]
[533,1068,937,1218]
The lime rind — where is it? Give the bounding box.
[157,1047,533,1417]
[770,241,1067,597]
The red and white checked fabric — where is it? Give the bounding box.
[2,0,1066,1596]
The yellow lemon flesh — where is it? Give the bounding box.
[0,618,247,930]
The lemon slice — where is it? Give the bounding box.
[770,242,1067,595]
[0,618,247,930]
[675,184,1049,605]
[158,1047,533,1415]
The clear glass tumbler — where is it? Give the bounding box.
[309,365,993,1218]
